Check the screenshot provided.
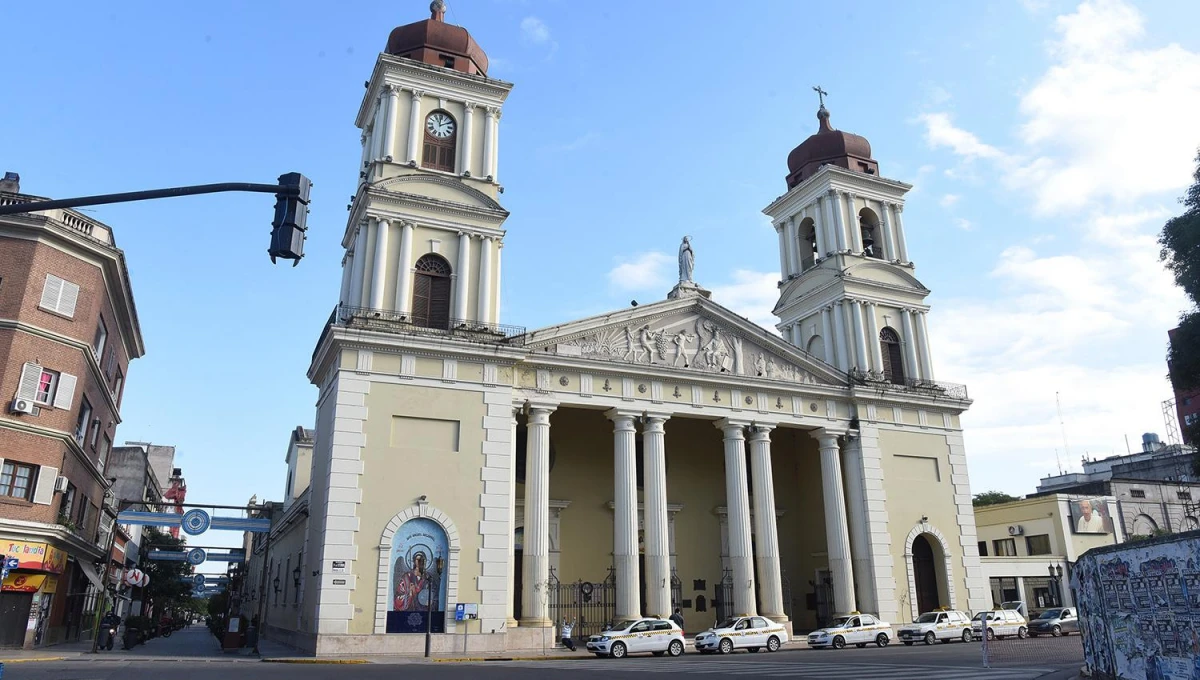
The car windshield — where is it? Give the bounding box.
[973,612,993,621]
[1036,610,1060,620]
[916,613,939,623]
[716,618,740,630]
[612,620,639,630]
[830,616,852,628]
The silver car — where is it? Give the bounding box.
[1026,608,1078,637]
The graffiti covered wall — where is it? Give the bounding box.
[1074,529,1200,679]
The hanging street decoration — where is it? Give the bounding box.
[124,568,149,588]
[147,548,245,565]
[117,508,270,535]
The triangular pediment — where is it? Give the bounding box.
[523,297,843,387]
[374,174,505,213]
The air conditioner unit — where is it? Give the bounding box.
[1008,525,1025,536]
[10,398,35,415]
[54,476,69,493]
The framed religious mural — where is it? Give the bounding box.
[385,517,448,634]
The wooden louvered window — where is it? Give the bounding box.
[879,327,905,384]
[411,254,452,329]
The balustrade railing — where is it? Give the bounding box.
[849,367,968,401]
[336,304,526,345]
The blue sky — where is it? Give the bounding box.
[4,0,1200,556]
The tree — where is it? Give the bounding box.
[973,491,1020,507]
[1159,150,1200,453]
[140,527,195,619]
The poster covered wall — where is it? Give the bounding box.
[1075,530,1200,679]
[386,517,448,634]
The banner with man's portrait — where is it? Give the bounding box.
[1070,498,1112,534]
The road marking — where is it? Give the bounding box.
[466,657,1056,679]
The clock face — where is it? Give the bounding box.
[426,112,455,138]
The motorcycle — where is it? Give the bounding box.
[98,625,117,650]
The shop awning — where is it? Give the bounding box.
[2,573,46,593]
[77,562,104,592]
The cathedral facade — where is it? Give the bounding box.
[264,3,990,655]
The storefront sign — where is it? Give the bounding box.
[41,576,58,594]
[0,541,65,573]
[2,574,47,593]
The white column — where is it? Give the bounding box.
[382,85,399,162]
[521,405,554,627]
[850,300,869,371]
[894,204,910,263]
[831,301,850,372]
[348,220,368,308]
[808,206,825,260]
[846,193,863,252]
[506,406,520,628]
[338,253,353,307]
[483,107,497,180]
[916,311,935,380]
[749,425,785,622]
[1015,576,1027,610]
[494,243,503,323]
[716,420,756,617]
[819,194,836,254]
[394,221,414,314]
[371,95,386,161]
[785,216,801,274]
[831,189,848,252]
[812,430,856,614]
[609,410,641,620]
[369,219,390,310]
[879,202,897,261]
[789,322,802,347]
[775,224,788,278]
[866,302,883,372]
[460,102,476,176]
[358,133,369,181]
[642,414,671,618]
[406,89,424,165]
[820,307,834,365]
[454,231,471,321]
[841,435,877,615]
[477,236,493,323]
[491,109,502,183]
[900,309,921,380]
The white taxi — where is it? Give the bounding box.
[971,609,1028,641]
[585,618,685,659]
[896,608,973,646]
[694,616,789,654]
[806,613,892,649]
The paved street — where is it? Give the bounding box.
[1,628,1084,679]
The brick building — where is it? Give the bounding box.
[1169,327,1200,443]
[0,172,144,648]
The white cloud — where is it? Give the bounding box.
[709,270,781,331]
[519,16,551,44]
[953,217,973,231]
[918,112,1006,161]
[607,252,672,293]
[939,194,961,208]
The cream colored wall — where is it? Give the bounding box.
[351,381,489,635]
[294,444,312,499]
[877,428,964,615]
[263,519,309,632]
[974,496,1118,560]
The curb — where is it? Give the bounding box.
[433,655,597,663]
[261,658,369,664]
[0,656,69,664]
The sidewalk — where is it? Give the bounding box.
[0,626,299,664]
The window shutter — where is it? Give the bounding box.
[17,362,42,400]
[59,280,80,317]
[412,274,431,326]
[53,372,77,410]
[430,276,451,329]
[31,465,57,505]
[40,274,63,311]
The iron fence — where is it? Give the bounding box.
[547,567,616,641]
[715,569,734,623]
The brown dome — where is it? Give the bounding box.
[385,1,489,77]
[785,106,878,189]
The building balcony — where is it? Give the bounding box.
[1,191,116,246]
[849,367,969,401]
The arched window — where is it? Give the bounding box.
[799,217,819,271]
[880,327,905,384]
[806,334,825,362]
[422,110,457,172]
[412,254,452,329]
[859,208,883,260]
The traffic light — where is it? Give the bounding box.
[269,172,312,265]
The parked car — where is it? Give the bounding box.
[807,613,892,649]
[585,618,685,658]
[971,609,1028,640]
[694,616,789,654]
[896,609,973,646]
[1027,608,1078,637]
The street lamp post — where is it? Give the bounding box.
[423,556,445,658]
[1047,563,1065,606]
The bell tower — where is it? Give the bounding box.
[339,0,513,328]
[764,98,936,384]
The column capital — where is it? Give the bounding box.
[849,298,863,307]
[747,424,774,441]
[409,88,426,98]
[826,188,839,198]
[464,100,477,111]
[360,133,368,143]
[485,105,500,118]
[382,83,397,94]
[845,191,857,200]
[715,418,751,435]
[643,414,669,433]
[894,203,904,213]
[810,428,846,445]
[605,408,639,428]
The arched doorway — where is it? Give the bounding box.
[912,535,940,614]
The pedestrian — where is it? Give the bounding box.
[670,607,685,632]
[560,617,576,651]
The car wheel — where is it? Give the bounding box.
[876,633,889,648]
[986,629,996,641]
[719,638,734,654]
[832,635,846,649]
[924,632,936,646]
[611,642,627,659]
[962,629,973,643]
[1051,625,1062,637]
[903,641,914,646]
[855,643,866,648]
[767,636,781,652]
[1018,627,1028,639]
[668,640,684,657]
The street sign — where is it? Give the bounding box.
[454,603,478,621]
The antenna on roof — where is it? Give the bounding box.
[1055,392,1069,475]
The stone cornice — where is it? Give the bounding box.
[357,55,513,128]
[763,165,913,219]
[0,417,108,488]
[345,185,508,246]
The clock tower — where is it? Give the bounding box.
[764,102,936,385]
[339,0,513,328]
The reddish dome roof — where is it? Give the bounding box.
[385,1,489,77]
[785,107,878,189]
